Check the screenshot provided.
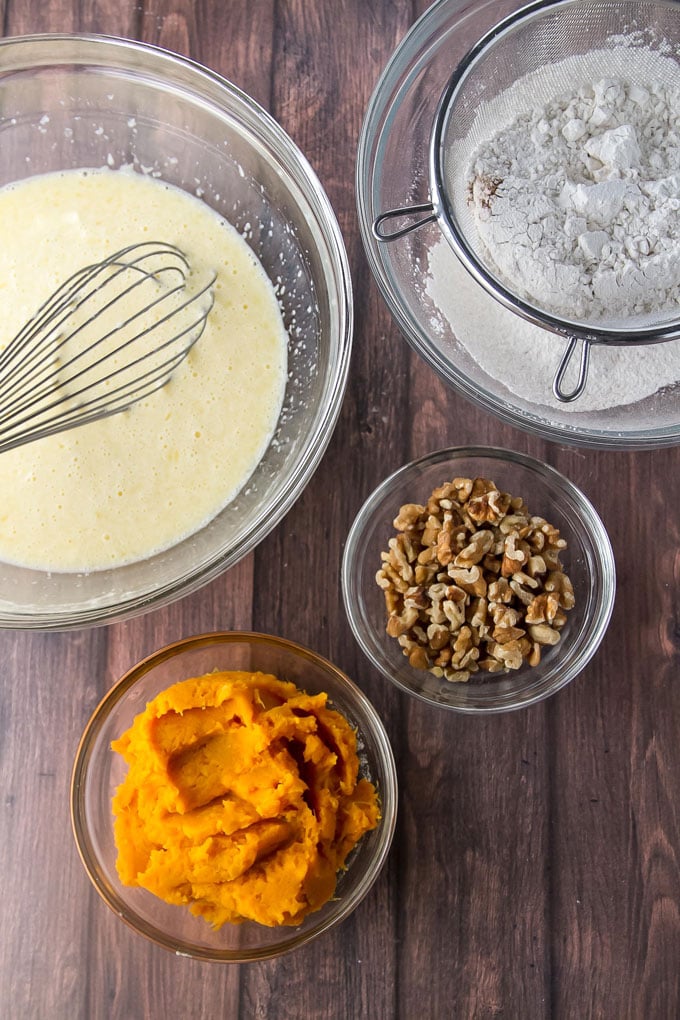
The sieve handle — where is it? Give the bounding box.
[372,203,436,241]
[552,336,591,403]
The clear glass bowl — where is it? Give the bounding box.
[356,0,680,448]
[71,631,397,962]
[0,34,352,629]
[341,447,616,713]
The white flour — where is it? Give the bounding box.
[425,237,680,412]
[468,74,680,323]
[427,43,680,409]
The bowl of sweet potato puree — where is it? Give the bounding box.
[71,631,397,961]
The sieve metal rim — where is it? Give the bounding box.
[373,0,680,402]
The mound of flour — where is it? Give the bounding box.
[429,42,680,409]
[467,73,680,322]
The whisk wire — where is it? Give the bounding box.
[0,241,216,453]
[0,243,186,369]
[0,275,215,442]
[0,243,189,401]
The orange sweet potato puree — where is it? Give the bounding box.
[111,670,380,928]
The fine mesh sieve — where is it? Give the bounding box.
[373,0,680,401]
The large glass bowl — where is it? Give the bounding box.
[71,631,397,962]
[342,447,616,713]
[356,0,680,448]
[0,34,352,629]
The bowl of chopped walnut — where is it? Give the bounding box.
[341,447,616,713]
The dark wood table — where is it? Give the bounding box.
[2,2,679,1018]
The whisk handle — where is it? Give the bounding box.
[552,336,591,403]
[372,202,436,241]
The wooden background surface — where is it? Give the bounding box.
[2,1,680,1018]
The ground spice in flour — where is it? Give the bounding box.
[467,75,680,322]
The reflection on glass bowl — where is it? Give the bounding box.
[0,34,351,629]
[342,447,616,713]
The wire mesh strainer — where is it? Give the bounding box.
[373,0,680,401]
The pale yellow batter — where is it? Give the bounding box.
[0,169,288,572]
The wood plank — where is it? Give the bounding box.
[3,0,139,35]
[140,0,276,108]
[549,448,680,1019]
[0,629,109,1019]
[241,3,415,1019]
[390,358,552,1017]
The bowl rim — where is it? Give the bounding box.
[355,0,680,450]
[341,445,617,714]
[0,33,353,631]
[70,630,398,962]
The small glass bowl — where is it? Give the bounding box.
[71,632,397,962]
[342,447,616,713]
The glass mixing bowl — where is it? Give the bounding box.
[342,447,616,713]
[356,0,680,448]
[71,631,397,962]
[0,34,352,629]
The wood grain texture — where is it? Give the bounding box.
[1,2,680,1019]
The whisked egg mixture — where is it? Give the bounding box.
[0,168,288,572]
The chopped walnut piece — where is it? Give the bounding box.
[491,603,520,629]
[488,577,513,604]
[452,477,473,503]
[527,622,562,646]
[427,622,451,651]
[526,554,547,578]
[454,529,494,568]
[386,605,419,637]
[492,624,526,644]
[393,503,425,531]
[376,474,576,683]
[545,570,576,609]
[501,533,529,576]
[525,592,561,625]
[467,487,511,524]
[407,643,430,670]
[436,522,455,566]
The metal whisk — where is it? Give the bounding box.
[0,241,216,454]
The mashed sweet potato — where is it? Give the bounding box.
[111,670,380,928]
